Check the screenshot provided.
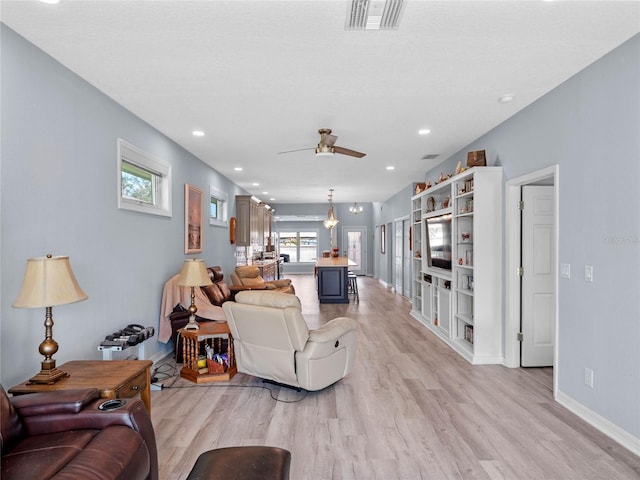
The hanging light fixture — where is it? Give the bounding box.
[349,202,363,214]
[323,189,339,248]
[323,189,339,230]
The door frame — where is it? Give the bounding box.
[342,226,367,275]
[505,165,559,398]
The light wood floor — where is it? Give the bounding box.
[150,275,640,479]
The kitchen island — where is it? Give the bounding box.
[316,256,356,304]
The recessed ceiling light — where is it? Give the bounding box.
[499,94,514,103]
[262,191,269,195]
[270,198,276,201]
[234,167,243,171]
[418,128,431,135]
[40,0,61,4]
[386,166,395,171]
[192,130,205,137]
[252,182,260,186]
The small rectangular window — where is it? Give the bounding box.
[117,139,172,217]
[121,160,156,205]
[210,197,218,218]
[209,185,228,227]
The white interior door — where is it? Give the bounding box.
[342,227,366,275]
[521,185,555,367]
[394,221,403,293]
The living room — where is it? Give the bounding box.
[1,1,639,478]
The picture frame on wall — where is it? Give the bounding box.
[185,183,203,254]
[380,224,386,254]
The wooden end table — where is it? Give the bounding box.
[179,322,237,383]
[9,360,152,413]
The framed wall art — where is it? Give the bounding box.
[380,224,386,254]
[185,184,203,254]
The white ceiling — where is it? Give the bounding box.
[2,1,638,204]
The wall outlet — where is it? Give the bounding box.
[584,368,594,388]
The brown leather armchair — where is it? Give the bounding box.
[1,385,158,480]
[230,265,295,294]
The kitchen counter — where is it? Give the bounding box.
[315,256,356,303]
[243,258,281,281]
[316,256,356,268]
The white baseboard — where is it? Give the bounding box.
[556,390,640,456]
[148,350,171,365]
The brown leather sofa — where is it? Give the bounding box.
[230,265,295,294]
[1,385,158,480]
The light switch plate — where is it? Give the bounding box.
[585,265,594,282]
[560,263,571,279]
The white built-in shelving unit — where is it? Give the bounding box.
[411,167,503,364]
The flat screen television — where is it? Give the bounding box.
[426,214,452,270]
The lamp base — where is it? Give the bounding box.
[184,315,200,330]
[28,367,69,385]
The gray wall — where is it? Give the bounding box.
[422,34,640,438]
[1,26,246,387]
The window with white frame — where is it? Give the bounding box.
[209,185,228,227]
[117,139,172,217]
[278,230,318,263]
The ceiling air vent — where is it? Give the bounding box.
[346,0,405,30]
[421,154,439,160]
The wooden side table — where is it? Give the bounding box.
[179,322,237,383]
[8,360,152,413]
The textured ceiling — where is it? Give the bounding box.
[2,1,638,204]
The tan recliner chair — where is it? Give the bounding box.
[222,291,357,391]
[230,265,295,294]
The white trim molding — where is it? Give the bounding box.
[556,390,640,456]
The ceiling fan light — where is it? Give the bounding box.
[316,144,335,156]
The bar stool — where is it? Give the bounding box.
[347,270,359,301]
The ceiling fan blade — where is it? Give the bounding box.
[276,147,314,154]
[334,146,366,158]
[323,134,338,147]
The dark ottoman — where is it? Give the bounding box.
[187,446,291,480]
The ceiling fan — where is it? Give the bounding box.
[277,128,366,158]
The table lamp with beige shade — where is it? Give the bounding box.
[12,254,88,384]
[176,258,213,330]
